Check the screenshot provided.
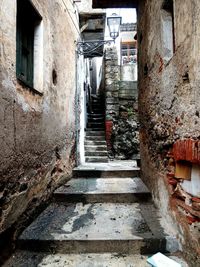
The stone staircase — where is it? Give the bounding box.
[85,95,108,163]
[3,161,187,267]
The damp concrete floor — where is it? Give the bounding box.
[4,252,189,267]
[55,178,150,195]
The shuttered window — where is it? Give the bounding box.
[16,0,41,88]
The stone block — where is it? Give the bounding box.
[106,97,119,104]
[119,81,138,91]
[107,105,119,111]
[106,85,119,92]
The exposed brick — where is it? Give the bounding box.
[167,172,175,178]
[176,199,200,219]
[192,197,200,203]
[105,120,113,149]
[168,178,178,186]
[173,139,200,164]
[192,201,200,211]
[186,215,200,225]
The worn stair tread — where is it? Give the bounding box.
[88,114,105,117]
[86,124,104,127]
[90,110,103,113]
[86,128,106,131]
[53,178,151,203]
[18,202,166,253]
[88,117,104,121]
[85,141,107,144]
[85,136,105,141]
[85,131,105,135]
[55,178,149,195]
[86,156,108,158]
[84,144,107,147]
[85,157,108,163]
[85,152,108,157]
[4,251,189,267]
[85,146,107,152]
[73,162,140,178]
[84,146,107,149]
[74,161,139,171]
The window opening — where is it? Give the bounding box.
[161,0,175,61]
[16,0,42,89]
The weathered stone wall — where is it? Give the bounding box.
[114,80,139,159]
[0,0,79,241]
[138,0,200,263]
[104,47,139,159]
[104,47,120,151]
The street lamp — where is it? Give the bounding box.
[107,13,122,40]
[77,13,122,56]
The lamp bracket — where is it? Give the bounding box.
[77,39,114,56]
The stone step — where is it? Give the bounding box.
[73,162,140,178]
[85,145,107,152]
[88,113,105,118]
[85,140,107,146]
[88,118,104,122]
[91,107,103,112]
[91,94,102,98]
[86,131,105,136]
[88,118,104,123]
[91,103,103,107]
[90,112,104,117]
[53,178,151,203]
[91,98,102,102]
[85,136,105,141]
[4,251,189,267]
[86,156,108,163]
[91,97,102,102]
[91,108,103,112]
[91,106,103,109]
[17,202,167,254]
[87,122,104,128]
[90,103,102,107]
[86,128,106,132]
[85,151,108,157]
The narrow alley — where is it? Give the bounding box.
[4,161,187,266]
[0,0,200,266]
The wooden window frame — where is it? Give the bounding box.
[16,0,42,90]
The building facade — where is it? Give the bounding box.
[0,0,82,238]
[0,0,200,265]
[94,0,200,264]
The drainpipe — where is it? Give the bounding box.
[75,50,79,166]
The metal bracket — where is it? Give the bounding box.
[77,39,114,56]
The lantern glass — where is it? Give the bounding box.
[107,13,122,40]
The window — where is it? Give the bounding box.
[121,42,137,65]
[16,0,42,90]
[161,0,175,61]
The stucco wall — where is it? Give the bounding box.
[77,0,104,14]
[138,0,200,264]
[0,0,79,235]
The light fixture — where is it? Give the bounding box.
[107,13,122,40]
[77,13,122,57]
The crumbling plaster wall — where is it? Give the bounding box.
[0,0,79,237]
[138,0,200,263]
